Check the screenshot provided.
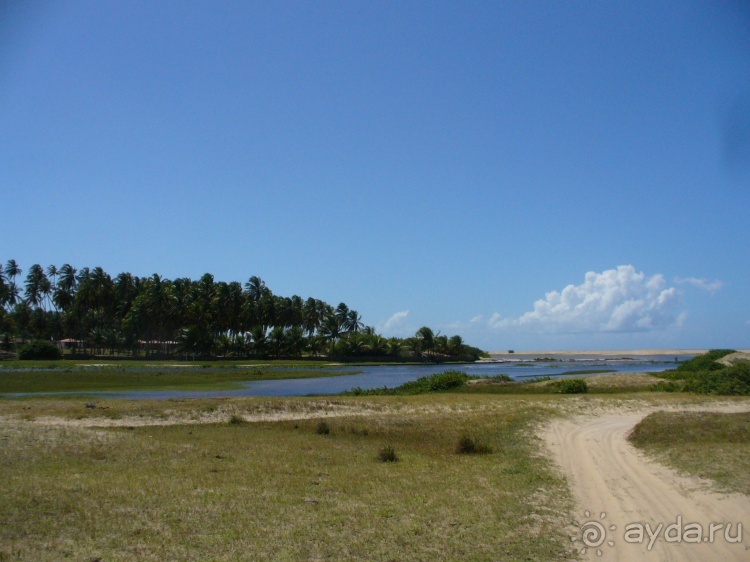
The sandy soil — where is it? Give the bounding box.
[718,352,750,366]
[489,349,717,356]
[543,403,750,561]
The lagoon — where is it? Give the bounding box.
[10,353,692,400]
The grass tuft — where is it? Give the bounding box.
[377,444,398,462]
[316,420,331,435]
[455,434,493,455]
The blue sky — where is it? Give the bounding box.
[2,0,749,351]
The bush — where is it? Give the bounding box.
[657,351,750,396]
[377,444,398,462]
[228,414,245,424]
[674,349,736,373]
[18,340,62,360]
[649,381,684,392]
[455,434,493,455]
[682,363,750,395]
[343,370,471,396]
[316,420,331,435]
[551,378,588,394]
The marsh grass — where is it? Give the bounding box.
[0,395,576,561]
[0,367,359,394]
[628,411,750,495]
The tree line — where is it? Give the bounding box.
[0,260,484,360]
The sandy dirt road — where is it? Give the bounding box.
[544,404,750,561]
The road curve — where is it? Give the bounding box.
[543,406,750,561]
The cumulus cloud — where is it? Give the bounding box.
[378,310,410,335]
[498,265,683,334]
[675,277,724,294]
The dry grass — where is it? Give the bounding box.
[0,394,577,561]
[2,391,748,561]
[628,410,750,495]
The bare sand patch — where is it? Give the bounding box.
[718,352,750,366]
[489,349,712,356]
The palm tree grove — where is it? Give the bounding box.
[0,261,485,361]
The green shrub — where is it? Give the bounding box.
[657,351,750,396]
[649,381,684,392]
[18,340,62,360]
[551,378,588,394]
[489,374,513,382]
[377,444,398,462]
[674,349,736,373]
[316,420,331,435]
[228,414,245,424]
[343,370,471,396]
[455,434,493,455]
[682,363,750,395]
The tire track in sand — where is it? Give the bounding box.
[544,405,750,561]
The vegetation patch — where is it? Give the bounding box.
[656,350,750,395]
[549,378,588,394]
[628,411,750,495]
[17,340,62,360]
[0,396,576,561]
[316,420,331,435]
[343,370,471,396]
[455,434,493,455]
[377,444,398,462]
[0,367,358,394]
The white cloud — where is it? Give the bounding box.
[497,265,683,334]
[378,310,410,335]
[675,277,724,294]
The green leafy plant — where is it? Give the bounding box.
[550,378,588,394]
[343,370,471,396]
[18,340,62,360]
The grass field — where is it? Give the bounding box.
[0,367,359,394]
[0,394,575,561]
[1,370,749,561]
[628,410,750,495]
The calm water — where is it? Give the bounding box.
[9,353,692,400]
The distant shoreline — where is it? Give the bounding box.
[487,349,744,356]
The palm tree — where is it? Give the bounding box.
[54,264,78,313]
[24,264,51,310]
[245,276,270,302]
[249,325,268,358]
[368,334,388,356]
[334,303,350,328]
[0,269,9,309]
[416,326,435,357]
[319,313,343,356]
[4,260,21,286]
[386,338,403,358]
[269,326,286,358]
[46,265,58,311]
[345,309,364,334]
[285,326,306,357]
[448,335,465,356]
[4,260,21,308]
